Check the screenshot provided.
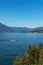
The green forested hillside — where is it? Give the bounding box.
[13,43,43,65]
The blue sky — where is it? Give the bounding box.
[0,0,43,28]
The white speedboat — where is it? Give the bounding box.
[11,39,18,42]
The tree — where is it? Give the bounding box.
[13,43,43,65]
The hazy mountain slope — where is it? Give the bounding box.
[31,27,43,33]
[11,27,30,33]
[0,23,43,33]
[0,23,13,32]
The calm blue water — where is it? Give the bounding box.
[0,33,43,65]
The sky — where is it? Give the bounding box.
[0,0,43,28]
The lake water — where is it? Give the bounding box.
[0,33,43,65]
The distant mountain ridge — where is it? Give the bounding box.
[0,23,13,32]
[0,23,43,33]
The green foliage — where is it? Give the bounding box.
[13,43,43,65]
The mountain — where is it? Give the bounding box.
[0,23,13,32]
[0,23,31,32]
[0,23,43,33]
[30,27,43,33]
[11,27,31,33]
